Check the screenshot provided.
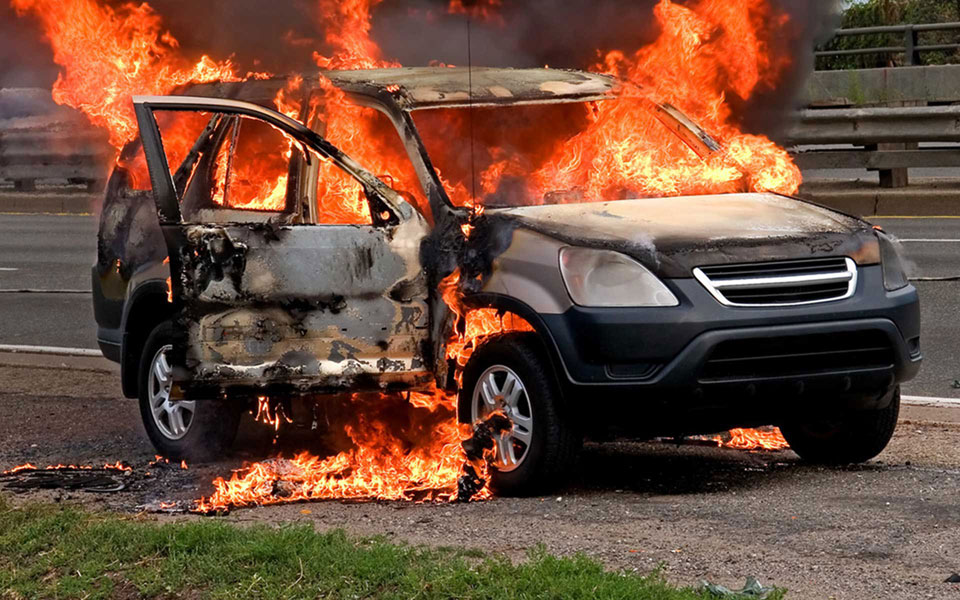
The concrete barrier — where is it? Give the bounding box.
[0,89,111,193]
[803,64,960,107]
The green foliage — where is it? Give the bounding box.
[0,498,785,600]
[816,0,960,70]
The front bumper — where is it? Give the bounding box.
[538,265,921,429]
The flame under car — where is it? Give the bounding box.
[93,68,921,494]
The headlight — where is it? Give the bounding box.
[877,231,909,291]
[559,247,679,307]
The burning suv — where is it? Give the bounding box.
[93,68,921,494]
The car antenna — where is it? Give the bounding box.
[467,13,478,208]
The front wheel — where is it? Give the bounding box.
[138,321,241,461]
[460,332,581,496]
[781,386,901,464]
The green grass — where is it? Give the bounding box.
[0,496,784,599]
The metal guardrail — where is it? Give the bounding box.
[786,106,960,187]
[0,90,110,193]
[0,125,111,192]
[786,106,960,145]
[816,22,960,66]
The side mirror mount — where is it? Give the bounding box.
[365,184,413,228]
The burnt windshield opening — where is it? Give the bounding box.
[411,97,735,210]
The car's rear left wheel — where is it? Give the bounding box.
[138,321,241,461]
[780,386,901,464]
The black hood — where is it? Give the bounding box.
[491,193,880,278]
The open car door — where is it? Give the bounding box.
[133,96,432,398]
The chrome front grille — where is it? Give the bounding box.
[693,257,857,307]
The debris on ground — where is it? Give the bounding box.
[0,457,196,504]
[701,577,777,598]
[945,573,960,583]
[138,499,192,514]
[458,411,512,502]
[0,463,132,493]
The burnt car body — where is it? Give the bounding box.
[93,67,921,493]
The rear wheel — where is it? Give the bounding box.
[781,386,901,464]
[461,333,580,495]
[138,321,241,461]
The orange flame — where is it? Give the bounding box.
[1,461,132,474]
[162,257,172,303]
[715,427,790,451]
[422,0,801,209]
[11,0,237,150]
[253,396,293,432]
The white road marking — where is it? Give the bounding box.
[899,239,960,243]
[0,268,18,271]
[902,395,960,408]
[0,345,102,357]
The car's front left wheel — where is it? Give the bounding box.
[138,321,241,461]
[460,332,581,496]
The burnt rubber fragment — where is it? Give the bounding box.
[456,412,512,502]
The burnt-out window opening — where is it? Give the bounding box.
[150,110,303,222]
[209,115,297,212]
[411,97,711,208]
[116,112,217,194]
[308,97,427,226]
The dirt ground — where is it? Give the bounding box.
[2,364,959,599]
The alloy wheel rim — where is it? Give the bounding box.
[471,365,534,472]
[148,344,195,441]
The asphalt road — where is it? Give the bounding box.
[0,212,957,397]
[869,217,960,398]
[0,214,97,349]
[2,364,959,599]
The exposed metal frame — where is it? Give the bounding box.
[132,95,415,225]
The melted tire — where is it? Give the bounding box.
[781,386,901,465]
[461,332,581,496]
[137,321,241,462]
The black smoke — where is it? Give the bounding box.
[1,0,841,131]
[371,0,663,69]
[371,0,843,134]
[743,0,844,134]
[0,3,59,89]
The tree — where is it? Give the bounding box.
[816,0,959,70]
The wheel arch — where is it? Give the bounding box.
[120,280,174,398]
[458,292,570,419]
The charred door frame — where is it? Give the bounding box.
[133,95,423,303]
[132,96,415,225]
[132,96,434,394]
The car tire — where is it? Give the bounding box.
[460,332,581,496]
[780,386,901,465]
[138,321,241,462]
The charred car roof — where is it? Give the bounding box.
[181,67,619,111]
[324,67,619,110]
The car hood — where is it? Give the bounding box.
[489,193,880,278]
